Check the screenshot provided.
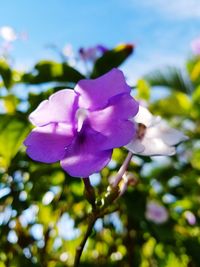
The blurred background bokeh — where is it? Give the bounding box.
[0,1,200,266]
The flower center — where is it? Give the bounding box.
[136,123,147,140]
[75,108,88,132]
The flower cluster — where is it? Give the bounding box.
[24,69,138,177]
[24,68,188,178]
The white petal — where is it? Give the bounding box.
[150,115,162,126]
[145,125,162,139]
[158,125,188,146]
[133,106,154,127]
[125,139,145,154]
[138,137,176,156]
[76,108,88,132]
[127,106,188,157]
[145,121,188,146]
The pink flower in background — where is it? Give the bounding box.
[62,43,76,66]
[79,45,108,61]
[24,68,139,177]
[63,44,74,58]
[145,201,169,224]
[184,211,196,225]
[191,38,200,55]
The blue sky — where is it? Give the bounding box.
[0,0,200,81]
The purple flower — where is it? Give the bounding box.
[145,201,169,224]
[184,211,196,225]
[24,69,139,178]
[79,45,108,61]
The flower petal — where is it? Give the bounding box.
[24,123,74,163]
[138,137,175,156]
[29,89,79,127]
[88,94,138,149]
[108,93,139,119]
[61,150,112,178]
[133,106,155,127]
[60,125,112,177]
[156,122,189,146]
[144,121,188,146]
[75,68,131,110]
[125,136,175,156]
[125,139,145,154]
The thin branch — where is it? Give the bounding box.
[112,151,133,187]
[83,177,96,209]
[73,214,97,267]
[73,152,133,266]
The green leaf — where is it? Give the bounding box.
[151,92,191,117]
[0,60,13,89]
[28,89,54,112]
[164,252,189,267]
[184,238,200,266]
[136,79,151,100]
[191,149,200,170]
[91,44,134,78]
[38,204,58,226]
[22,60,85,84]
[3,94,19,114]
[186,56,200,85]
[144,66,193,94]
[191,85,200,118]
[0,114,30,169]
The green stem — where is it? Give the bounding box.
[83,177,92,189]
[73,152,133,266]
[73,214,97,267]
[83,177,96,209]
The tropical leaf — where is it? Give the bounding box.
[91,44,134,78]
[0,60,13,89]
[150,91,191,117]
[136,79,151,100]
[144,66,193,94]
[187,56,200,85]
[0,114,30,169]
[22,60,85,84]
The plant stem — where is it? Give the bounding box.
[83,177,96,209]
[73,153,133,266]
[73,214,97,267]
[73,178,97,267]
[112,151,133,187]
[83,177,92,189]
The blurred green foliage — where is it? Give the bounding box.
[0,44,199,267]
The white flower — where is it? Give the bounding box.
[62,44,74,58]
[62,44,76,66]
[0,26,17,42]
[145,201,169,224]
[125,106,188,156]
